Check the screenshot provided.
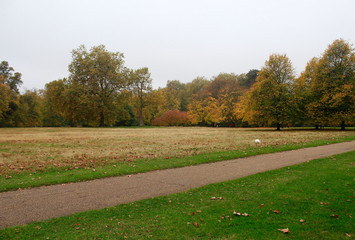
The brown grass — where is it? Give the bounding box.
[0,127,353,174]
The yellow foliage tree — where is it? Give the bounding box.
[242,54,295,130]
[307,39,355,129]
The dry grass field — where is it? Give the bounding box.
[0,127,354,175]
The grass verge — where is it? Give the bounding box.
[1,136,354,192]
[1,151,354,239]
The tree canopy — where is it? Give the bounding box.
[0,61,22,126]
[1,39,354,129]
[242,54,295,130]
[67,45,130,126]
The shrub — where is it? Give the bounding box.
[152,110,191,126]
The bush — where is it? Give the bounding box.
[152,110,191,126]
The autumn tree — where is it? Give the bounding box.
[0,82,10,120]
[140,88,169,124]
[188,96,223,126]
[207,73,238,126]
[293,58,319,127]
[0,61,22,126]
[185,77,210,96]
[307,39,355,130]
[0,61,22,93]
[15,90,43,127]
[165,80,186,111]
[42,79,67,126]
[152,110,190,126]
[68,45,129,126]
[243,54,295,130]
[183,77,210,114]
[131,67,152,126]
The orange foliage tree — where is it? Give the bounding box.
[152,110,191,126]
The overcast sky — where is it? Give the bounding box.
[1,0,355,91]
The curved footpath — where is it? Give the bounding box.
[1,141,354,229]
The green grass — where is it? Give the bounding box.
[1,135,354,192]
[1,151,354,239]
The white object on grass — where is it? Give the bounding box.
[254,139,261,144]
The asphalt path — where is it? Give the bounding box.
[1,141,354,229]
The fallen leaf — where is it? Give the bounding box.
[210,197,216,200]
[346,233,351,238]
[273,209,279,214]
[233,211,241,216]
[217,197,223,200]
[193,222,199,227]
[330,214,339,218]
[242,213,249,217]
[196,210,202,213]
[300,219,305,223]
[278,228,290,234]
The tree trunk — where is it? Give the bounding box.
[315,125,319,130]
[276,123,281,131]
[99,111,105,127]
[341,120,345,131]
[139,105,144,126]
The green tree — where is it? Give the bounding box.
[131,67,152,126]
[68,45,129,126]
[243,54,295,130]
[238,69,259,88]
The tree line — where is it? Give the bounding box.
[0,39,354,130]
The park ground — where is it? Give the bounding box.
[0,149,354,239]
[0,127,354,191]
[0,127,354,239]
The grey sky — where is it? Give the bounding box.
[1,0,354,91]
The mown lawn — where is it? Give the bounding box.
[1,127,354,191]
[1,151,354,239]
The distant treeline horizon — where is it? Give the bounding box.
[1,39,354,130]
